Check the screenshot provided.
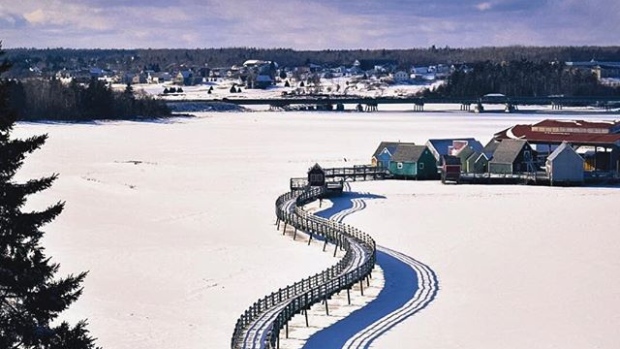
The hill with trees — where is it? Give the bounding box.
[4,46,620,79]
[423,60,620,98]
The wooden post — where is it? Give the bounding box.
[282,222,287,235]
[293,227,297,240]
[305,308,309,327]
[347,288,351,305]
[276,218,280,229]
[324,296,329,315]
[285,323,289,338]
[333,240,339,257]
[307,232,313,245]
[360,280,364,296]
[323,239,328,252]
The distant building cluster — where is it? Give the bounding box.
[44,57,471,90]
[25,56,620,92]
[372,119,620,186]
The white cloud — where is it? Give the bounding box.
[1,0,618,49]
[476,2,493,11]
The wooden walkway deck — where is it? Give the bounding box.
[290,165,389,191]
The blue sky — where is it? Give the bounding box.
[1,0,618,49]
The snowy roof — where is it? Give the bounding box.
[490,139,528,164]
[372,141,403,158]
[547,141,583,162]
[391,144,428,162]
[426,138,480,157]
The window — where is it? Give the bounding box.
[397,162,403,169]
[419,163,425,169]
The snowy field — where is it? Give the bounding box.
[14,108,620,349]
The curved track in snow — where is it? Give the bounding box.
[305,185,439,349]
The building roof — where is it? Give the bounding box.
[490,139,528,164]
[532,119,620,131]
[372,141,409,158]
[495,124,620,146]
[426,138,480,156]
[481,139,500,158]
[547,141,583,162]
[391,145,428,162]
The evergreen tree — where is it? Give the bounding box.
[0,43,99,349]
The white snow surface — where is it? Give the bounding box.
[13,109,620,349]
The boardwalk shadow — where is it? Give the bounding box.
[303,192,438,349]
[313,191,385,221]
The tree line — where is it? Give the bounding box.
[423,60,620,98]
[5,46,620,78]
[5,78,171,121]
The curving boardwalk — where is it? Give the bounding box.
[231,179,438,349]
[231,186,376,349]
[304,187,439,349]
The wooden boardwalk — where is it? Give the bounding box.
[290,165,389,191]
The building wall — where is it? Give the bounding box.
[418,151,440,179]
[389,161,418,178]
[488,162,513,174]
[376,153,392,169]
[473,156,489,173]
[547,150,584,184]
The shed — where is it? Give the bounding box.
[307,163,325,186]
[546,142,584,185]
[441,155,461,183]
[388,145,438,179]
[371,141,410,169]
[488,139,535,175]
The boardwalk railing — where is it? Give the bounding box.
[230,185,377,349]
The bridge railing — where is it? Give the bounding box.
[230,185,376,349]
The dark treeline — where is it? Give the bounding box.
[5,46,620,76]
[425,60,620,98]
[6,78,171,121]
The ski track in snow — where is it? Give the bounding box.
[305,184,439,349]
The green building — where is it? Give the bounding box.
[388,144,438,179]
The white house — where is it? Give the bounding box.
[546,142,584,186]
[392,70,409,83]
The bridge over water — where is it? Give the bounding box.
[166,95,620,112]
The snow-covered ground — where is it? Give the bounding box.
[14,108,620,349]
[127,77,441,101]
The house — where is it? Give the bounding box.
[388,145,438,179]
[122,72,143,85]
[453,140,484,170]
[441,155,461,183]
[466,139,500,173]
[392,71,410,83]
[175,70,194,86]
[425,138,482,166]
[488,139,536,174]
[371,141,404,169]
[493,119,620,173]
[546,142,584,186]
[354,59,398,72]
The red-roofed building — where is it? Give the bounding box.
[494,119,620,174]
